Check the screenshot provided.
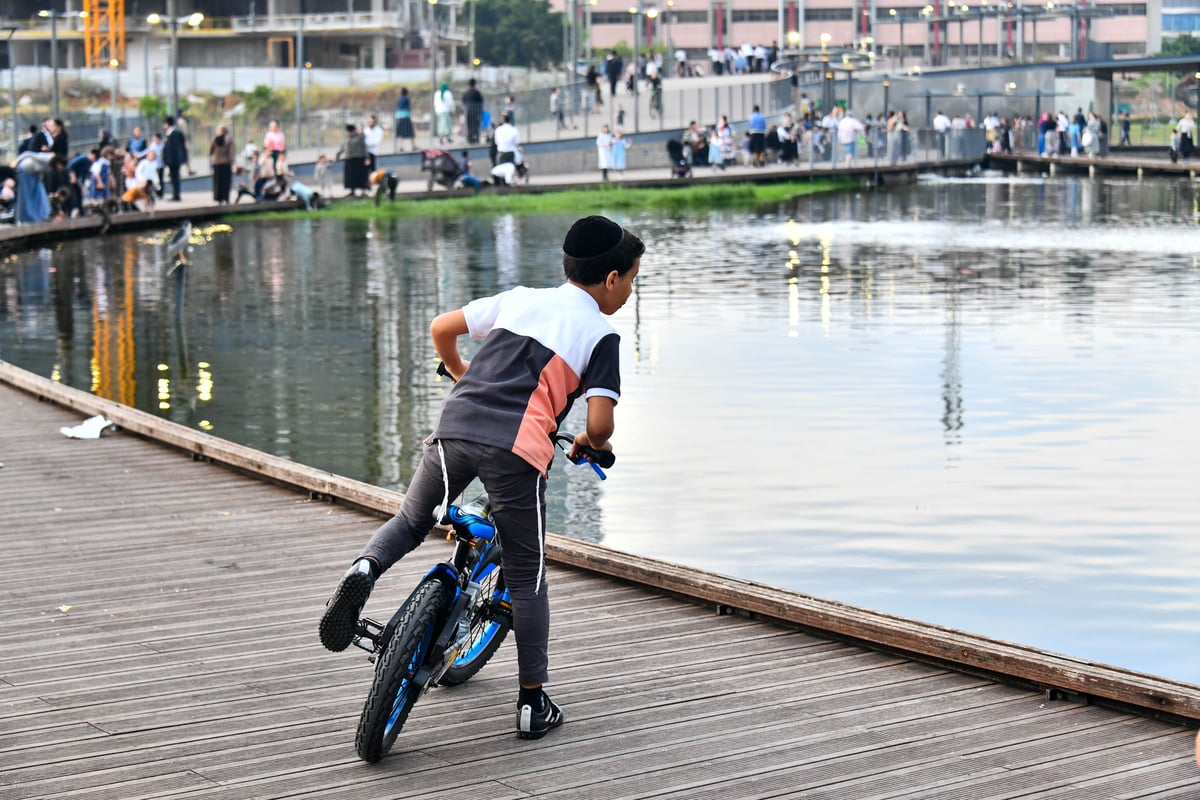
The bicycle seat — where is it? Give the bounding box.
[445,501,496,541]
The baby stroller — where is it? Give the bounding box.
[421,149,465,191]
[666,139,692,179]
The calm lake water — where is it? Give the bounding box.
[3,176,1199,685]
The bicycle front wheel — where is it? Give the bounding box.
[355,579,452,763]
[438,546,511,686]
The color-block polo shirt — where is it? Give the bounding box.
[432,283,621,474]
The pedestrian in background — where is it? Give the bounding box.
[1118,111,1132,147]
[551,87,567,131]
[264,119,286,172]
[611,129,630,178]
[463,79,485,144]
[363,115,384,173]
[395,88,416,151]
[209,125,235,204]
[314,153,334,197]
[336,123,370,197]
[596,123,614,181]
[162,116,188,202]
[434,83,456,145]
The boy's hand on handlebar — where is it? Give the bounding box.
[569,433,616,469]
[436,359,469,382]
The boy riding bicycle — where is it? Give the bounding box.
[320,215,644,740]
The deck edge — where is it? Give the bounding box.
[3,358,1197,721]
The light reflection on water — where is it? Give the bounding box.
[2,177,1199,684]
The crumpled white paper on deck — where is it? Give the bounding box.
[61,415,116,439]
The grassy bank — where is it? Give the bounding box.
[259,178,857,221]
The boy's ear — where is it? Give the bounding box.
[604,269,620,290]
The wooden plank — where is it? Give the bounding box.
[2,369,1198,800]
[4,361,1196,721]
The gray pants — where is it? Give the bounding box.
[359,438,550,685]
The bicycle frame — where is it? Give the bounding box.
[352,432,611,761]
[353,495,511,678]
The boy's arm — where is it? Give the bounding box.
[430,309,470,380]
[574,396,615,455]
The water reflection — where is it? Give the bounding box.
[2,176,1200,684]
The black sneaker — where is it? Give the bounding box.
[516,693,564,740]
[319,559,374,652]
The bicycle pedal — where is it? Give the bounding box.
[492,600,514,629]
[351,617,384,656]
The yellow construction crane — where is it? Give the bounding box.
[83,0,125,68]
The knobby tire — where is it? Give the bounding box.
[355,579,452,763]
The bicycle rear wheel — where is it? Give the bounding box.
[438,546,511,686]
[355,579,452,763]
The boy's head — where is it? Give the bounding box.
[562,216,644,313]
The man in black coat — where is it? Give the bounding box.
[462,78,485,144]
[161,116,188,201]
[604,51,623,99]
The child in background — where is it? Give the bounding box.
[314,154,334,197]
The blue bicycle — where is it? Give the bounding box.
[351,433,613,763]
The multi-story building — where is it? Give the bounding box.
[4,0,467,76]
[1162,0,1200,37]
[572,0,1161,68]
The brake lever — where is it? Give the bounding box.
[553,434,614,480]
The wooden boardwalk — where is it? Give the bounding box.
[1,376,1198,799]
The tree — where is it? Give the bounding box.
[469,0,562,70]
[240,85,279,125]
[1160,33,1200,57]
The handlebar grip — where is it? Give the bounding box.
[578,447,616,470]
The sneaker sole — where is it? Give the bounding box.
[318,572,372,652]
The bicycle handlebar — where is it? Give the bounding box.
[553,434,614,480]
[435,361,614,480]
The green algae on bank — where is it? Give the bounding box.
[256,178,857,220]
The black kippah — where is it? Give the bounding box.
[563,215,624,259]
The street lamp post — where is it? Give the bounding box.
[977,6,984,67]
[585,0,596,65]
[429,0,438,147]
[167,0,179,116]
[295,17,304,149]
[147,7,204,119]
[108,58,119,136]
[4,26,17,158]
[36,8,84,120]
[630,4,639,133]
[889,8,904,68]
[468,0,476,71]
[920,5,933,65]
[820,32,833,111]
[666,0,675,54]
[37,9,61,120]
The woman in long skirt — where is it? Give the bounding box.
[434,83,456,145]
[394,88,415,151]
[336,124,371,197]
